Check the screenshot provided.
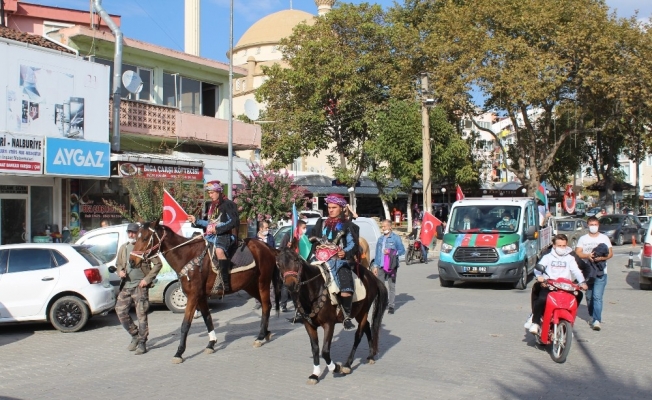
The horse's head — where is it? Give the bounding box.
[276,247,305,292]
[129,219,164,266]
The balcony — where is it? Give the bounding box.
[109,99,261,150]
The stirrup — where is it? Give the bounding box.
[343,317,356,331]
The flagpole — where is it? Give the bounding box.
[227,0,234,200]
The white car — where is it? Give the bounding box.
[0,243,115,332]
[76,223,202,312]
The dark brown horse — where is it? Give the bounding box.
[130,221,280,364]
[275,248,388,384]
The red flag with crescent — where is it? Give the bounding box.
[420,212,442,246]
[163,189,189,235]
[456,185,465,201]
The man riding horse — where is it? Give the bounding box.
[311,193,360,331]
[187,180,239,292]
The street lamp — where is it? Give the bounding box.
[521,188,527,197]
[347,186,356,213]
[441,187,447,204]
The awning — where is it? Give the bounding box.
[173,152,251,185]
[110,152,204,180]
[111,152,203,167]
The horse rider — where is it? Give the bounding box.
[188,180,239,292]
[115,223,162,355]
[311,193,360,331]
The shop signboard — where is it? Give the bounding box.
[0,133,43,174]
[44,137,110,177]
[1,42,110,143]
[79,194,127,222]
[644,192,652,200]
[117,162,203,181]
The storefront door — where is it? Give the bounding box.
[0,196,27,245]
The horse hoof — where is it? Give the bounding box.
[340,365,351,374]
[204,347,215,355]
[171,357,184,364]
[367,358,376,365]
[253,340,263,348]
[307,374,319,385]
[265,332,274,342]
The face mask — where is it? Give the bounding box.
[382,230,390,235]
[503,218,510,222]
[127,238,136,244]
[554,247,567,256]
[589,226,599,234]
[261,230,269,236]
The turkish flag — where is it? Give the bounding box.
[162,189,189,235]
[456,185,465,201]
[420,212,442,246]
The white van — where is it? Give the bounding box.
[76,223,202,312]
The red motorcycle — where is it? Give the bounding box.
[532,264,583,363]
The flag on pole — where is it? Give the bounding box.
[535,181,548,209]
[291,203,299,239]
[456,185,465,201]
[420,212,443,247]
[162,189,189,235]
[298,234,312,260]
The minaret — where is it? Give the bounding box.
[185,0,200,56]
[315,0,336,16]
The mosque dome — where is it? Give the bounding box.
[234,9,315,51]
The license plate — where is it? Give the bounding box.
[462,266,487,273]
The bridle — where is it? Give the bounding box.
[130,225,203,262]
[281,256,322,293]
[279,252,328,324]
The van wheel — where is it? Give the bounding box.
[513,265,528,290]
[165,282,187,313]
[616,233,624,246]
[439,277,454,287]
[49,296,89,333]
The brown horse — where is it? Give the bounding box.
[130,221,280,364]
[358,237,371,269]
[275,248,388,384]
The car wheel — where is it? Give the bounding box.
[513,264,528,290]
[406,248,414,265]
[165,281,187,313]
[616,233,624,246]
[49,296,89,333]
[439,276,454,287]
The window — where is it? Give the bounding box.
[0,250,7,274]
[31,186,53,242]
[74,247,101,267]
[7,249,54,273]
[52,250,69,267]
[647,155,652,166]
[236,80,241,91]
[180,77,201,115]
[256,47,261,55]
[163,73,180,107]
[79,232,119,263]
[95,59,152,102]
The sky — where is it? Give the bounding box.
[23,0,652,64]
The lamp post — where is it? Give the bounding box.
[347,186,356,213]
[521,188,527,197]
[441,187,447,205]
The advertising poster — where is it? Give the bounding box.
[79,194,127,225]
[0,44,109,143]
[0,133,43,174]
[117,162,203,181]
[45,137,110,178]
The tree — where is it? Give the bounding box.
[234,163,306,223]
[256,3,398,205]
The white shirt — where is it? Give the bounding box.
[536,248,586,284]
[576,233,612,274]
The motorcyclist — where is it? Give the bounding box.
[529,234,588,335]
[407,219,428,263]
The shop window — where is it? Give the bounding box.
[31,186,53,239]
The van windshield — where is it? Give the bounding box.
[449,205,522,233]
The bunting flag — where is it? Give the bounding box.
[535,181,548,209]
[456,185,465,201]
[420,212,443,246]
[162,189,189,235]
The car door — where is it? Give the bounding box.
[0,248,60,319]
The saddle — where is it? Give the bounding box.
[311,261,366,306]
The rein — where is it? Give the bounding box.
[130,226,203,261]
[282,257,328,324]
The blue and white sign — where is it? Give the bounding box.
[45,137,110,177]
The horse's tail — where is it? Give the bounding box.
[271,252,282,316]
[370,272,388,356]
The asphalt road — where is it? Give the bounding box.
[0,244,650,399]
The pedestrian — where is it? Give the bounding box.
[372,219,406,314]
[595,208,606,219]
[115,223,162,355]
[100,219,110,228]
[575,216,613,331]
[253,220,275,310]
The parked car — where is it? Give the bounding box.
[277,211,322,228]
[586,207,602,218]
[638,215,650,231]
[598,214,644,246]
[550,217,589,248]
[76,223,202,312]
[0,243,115,332]
[640,221,652,290]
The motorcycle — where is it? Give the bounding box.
[531,264,583,363]
[406,239,426,265]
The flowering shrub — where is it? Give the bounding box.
[235,163,306,222]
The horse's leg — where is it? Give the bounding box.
[244,281,272,347]
[305,323,321,385]
[320,322,342,376]
[198,296,217,354]
[363,320,375,364]
[172,293,199,364]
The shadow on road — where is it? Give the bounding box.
[625,270,640,290]
[393,293,415,311]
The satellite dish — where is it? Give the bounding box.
[122,70,143,94]
[244,99,260,121]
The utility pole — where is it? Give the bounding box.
[421,72,432,215]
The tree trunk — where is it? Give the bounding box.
[406,189,413,232]
[381,197,391,220]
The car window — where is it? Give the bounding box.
[51,250,69,266]
[581,221,588,229]
[80,232,119,263]
[73,246,101,266]
[557,221,573,231]
[7,249,55,273]
[0,250,7,274]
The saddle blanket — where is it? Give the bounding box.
[312,262,366,305]
[209,242,256,276]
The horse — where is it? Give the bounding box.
[358,237,371,269]
[275,247,388,384]
[130,220,281,364]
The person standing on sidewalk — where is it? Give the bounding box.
[373,220,406,314]
[115,223,162,354]
[575,216,613,331]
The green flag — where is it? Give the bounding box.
[298,234,312,261]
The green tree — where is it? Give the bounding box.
[256,3,398,205]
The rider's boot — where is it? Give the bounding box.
[218,259,231,292]
[340,294,356,331]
